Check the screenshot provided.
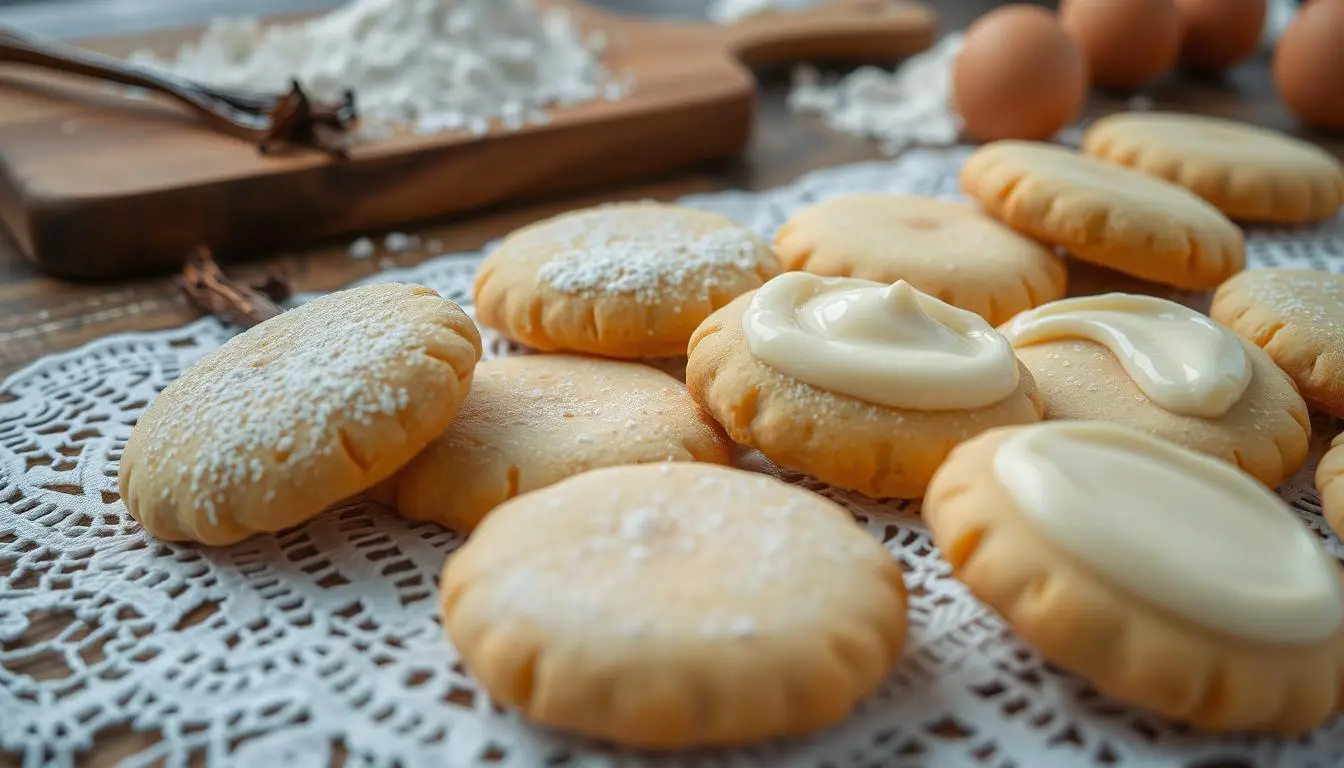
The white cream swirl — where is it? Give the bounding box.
[994,422,1343,645]
[742,274,1019,410]
[1001,293,1251,418]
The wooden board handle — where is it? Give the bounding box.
[718,0,937,66]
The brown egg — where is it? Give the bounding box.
[1176,0,1266,73]
[1060,0,1182,90]
[953,5,1088,142]
[1274,0,1344,131]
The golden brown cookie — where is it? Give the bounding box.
[926,421,1344,735]
[1211,268,1344,417]
[1316,432,1344,539]
[1083,113,1344,223]
[440,463,908,749]
[1003,294,1310,488]
[773,194,1067,326]
[120,283,482,546]
[473,202,780,358]
[686,276,1042,499]
[960,140,1245,289]
[388,354,733,532]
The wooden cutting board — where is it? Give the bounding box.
[0,0,935,280]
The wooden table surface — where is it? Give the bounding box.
[0,0,1340,386]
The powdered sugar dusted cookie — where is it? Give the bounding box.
[1083,113,1344,223]
[926,422,1344,734]
[774,194,1067,326]
[388,354,733,532]
[440,463,907,748]
[961,141,1245,289]
[687,274,1041,498]
[1211,269,1344,417]
[473,202,780,358]
[1002,293,1310,488]
[120,283,482,546]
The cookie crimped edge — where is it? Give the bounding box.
[960,142,1245,290]
[119,284,482,546]
[685,293,1043,499]
[1082,120,1344,224]
[925,426,1344,734]
[390,356,736,533]
[442,556,908,749]
[1211,271,1344,419]
[439,465,910,749]
[1317,433,1344,540]
[772,196,1068,327]
[471,207,781,359]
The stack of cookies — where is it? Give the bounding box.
[120,112,1344,749]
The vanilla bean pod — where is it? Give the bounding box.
[178,248,290,327]
[0,26,357,157]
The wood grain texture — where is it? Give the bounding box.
[0,0,934,280]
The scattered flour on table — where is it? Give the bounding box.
[127,0,631,138]
[1128,94,1156,111]
[706,0,826,23]
[788,34,964,156]
[383,232,420,253]
[709,2,964,155]
[348,237,376,259]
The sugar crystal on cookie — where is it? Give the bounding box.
[536,208,767,303]
[474,202,779,357]
[121,283,480,545]
[161,306,431,516]
[1243,270,1344,330]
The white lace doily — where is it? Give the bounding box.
[5,148,1344,768]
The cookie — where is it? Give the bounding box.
[687,274,1042,498]
[960,140,1245,289]
[120,283,482,546]
[1316,432,1344,538]
[1002,293,1310,488]
[925,421,1344,734]
[473,202,780,358]
[388,354,734,533]
[1083,112,1344,224]
[773,194,1067,326]
[1211,268,1344,417]
[440,463,908,748]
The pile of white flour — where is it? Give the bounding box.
[129,0,628,137]
[788,34,964,156]
[707,0,963,156]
